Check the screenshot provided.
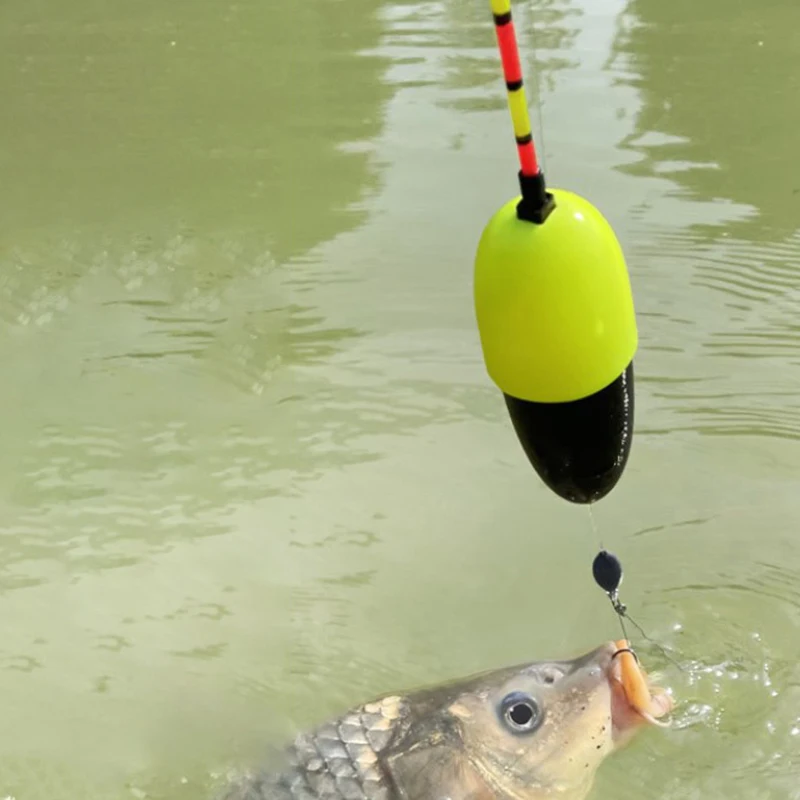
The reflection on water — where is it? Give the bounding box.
[609,0,800,463]
[401,0,580,112]
[1,0,800,798]
[615,0,800,240]
[0,0,391,260]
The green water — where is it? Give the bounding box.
[1,0,799,797]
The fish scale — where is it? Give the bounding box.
[224,696,407,800]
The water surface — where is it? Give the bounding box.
[1,0,799,797]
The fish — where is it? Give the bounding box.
[219,639,674,800]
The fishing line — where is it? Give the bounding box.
[587,503,604,550]
[591,519,684,671]
[614,602,631,643]
[525,4,548,174]
[610,596,685,672]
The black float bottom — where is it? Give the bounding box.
[504,362,634,504]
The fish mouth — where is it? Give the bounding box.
[607,639,674,740]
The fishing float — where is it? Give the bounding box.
[473,0,638,505]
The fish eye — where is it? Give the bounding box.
[499,691,542,734]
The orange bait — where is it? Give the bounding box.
[614,639,673,726]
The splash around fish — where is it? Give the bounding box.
[219,640,674,800]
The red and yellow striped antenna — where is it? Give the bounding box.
[490,0,539,178]
[488,0,553,223]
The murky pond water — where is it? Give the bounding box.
[2,0,799,797]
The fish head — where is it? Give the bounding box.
[384,640,672,800]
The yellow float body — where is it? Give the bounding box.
[474,188,638,404]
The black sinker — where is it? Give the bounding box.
[503,362,634,504]
[592,550,623,594]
